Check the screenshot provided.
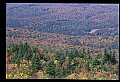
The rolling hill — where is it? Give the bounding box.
[6,3,119,79]
[6,3,119,36]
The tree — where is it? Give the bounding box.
[23,48,33,64]
[85,61,90,71]
[96,53,102,59]
[18,46,24,62]
[6,49,13,63]
[82,48,86,59]
[68,49,75,59]
[77,63,83,69]
[91,55,101,67]
[10,43,19,53]
[10,52,21,67]
[86,48,91,59]
[55,51,62,60]
[102,48,117,65]
[83,47,86,53]
[55,51,66,65]
[55,64,68,78]
[72,58,79,67]
[23,42,31,51]
[72,49,79,57]
[101,48,108,64]
[31,53,42,73]
[60,66,68,78]
[55,64,61,78]
[59,55,66,66]
[78,50,84,58]
[65,57,72,74]
[32,46,39,54]
[109,52,117,65]
[46,60,56,78]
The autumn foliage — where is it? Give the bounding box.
[6,42,119,79]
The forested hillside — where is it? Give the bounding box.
[6,27,119,53]
[6,3,119,79]
[6,3,119,36]
[6,42,119,79]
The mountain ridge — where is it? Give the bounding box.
[6,3,119,36]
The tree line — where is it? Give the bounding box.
[6,42,119,78]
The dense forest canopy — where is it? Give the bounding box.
[6,3,119,36]
[6,3,119,79]
[6,42,119,79]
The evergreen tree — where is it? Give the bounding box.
[32,46,39,54]
[59,55,66,66]
[23,48,33,63]
[10,43,19,53]
[82,48,86,59]
[102,48,117,65]
[110,52,117,64]
[72,49,79,57]
[10,52,21,67]
[83,47,85,53]
[77,63,83,69]
[31,53,42,73]
[66,57,72,74]
[102,48,108,64]
[55,65,68,78]
[85,61,90,71]
[91,55,101,67]
[86,48,91,59]
[78,50,84,58]
[55,64,61,78]
[96,53,102,59]
[18,47,24,62]
[46,60,56,78]
[55,51,62,60]
[69,49,75,59]
[60,66,68,77]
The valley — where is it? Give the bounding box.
[6,3,119,79]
